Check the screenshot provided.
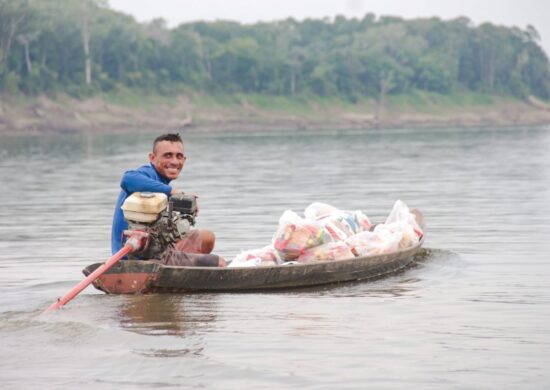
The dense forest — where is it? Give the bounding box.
[1,0,549,102]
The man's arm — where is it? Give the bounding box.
[121,169,172,195]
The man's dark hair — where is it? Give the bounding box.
[153,133,183,152]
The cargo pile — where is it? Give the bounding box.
[228,200,423,267]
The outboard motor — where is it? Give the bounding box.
[121,192,197,259]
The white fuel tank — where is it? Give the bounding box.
[121,192,168,223]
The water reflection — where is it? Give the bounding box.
[0,131,152,160]
[133,348,204,358]
[118,294,217,338]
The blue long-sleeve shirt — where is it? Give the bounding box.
[111,163,173,254]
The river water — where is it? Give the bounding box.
[0,126,549,389]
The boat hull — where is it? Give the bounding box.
[83,240,425,294]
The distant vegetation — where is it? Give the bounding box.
[1,0,549,104]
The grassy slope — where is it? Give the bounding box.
[101,88,499,115]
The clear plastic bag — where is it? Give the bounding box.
[345,228,403,257]
[380,222,419,250]
[385,200,423,238]
[305,202,372,235]
[352,210,372,232]
[297,241,355,263]
[304,202,340,220]
[273,210,333,260]
[229,245,282,267]
[317,212,361,240]
[345,200,422,256]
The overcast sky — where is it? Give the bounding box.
[109,0,550,56]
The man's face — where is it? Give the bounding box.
[149,140,186,180]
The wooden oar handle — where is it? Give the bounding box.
[44,233,147,312]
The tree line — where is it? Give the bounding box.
[1,0,549,101]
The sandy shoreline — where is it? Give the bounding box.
[1,94,550,135]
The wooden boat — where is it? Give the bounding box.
[84,210,426,294]
[83,237,425,294]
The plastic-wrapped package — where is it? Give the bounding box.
[317,212,360,240]
[345,228,403,257]
[297,241,355,263]
[228,245,282,268]
[379,222,419,250]
[352,210,372,232]
[345,200,422,256]
[385,200,423,238]
[273,210,333,260]
[304,202,340,220]
[304,202,372,235]
[235,200,420,267]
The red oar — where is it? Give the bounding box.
[44,233,145,312]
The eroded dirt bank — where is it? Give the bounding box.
[1,94,550,135]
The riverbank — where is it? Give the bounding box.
[1,91,550,134]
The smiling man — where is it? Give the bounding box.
[111,133,225,267]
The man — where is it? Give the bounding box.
[112,133,226,267]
